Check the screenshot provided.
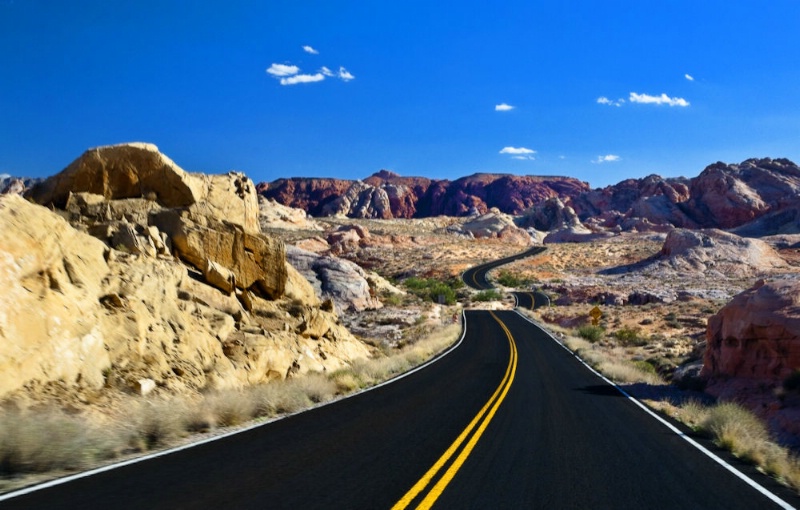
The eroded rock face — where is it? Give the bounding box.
[260,171,589,218]
[658,228,786,275]
[703,279,800,382]
[518,197,582,232]
[569,159,800,232]
[0,195,110,396]
[287,246,382,312]
[445,210,533,245]
[1,146,371,402]
[151,209,287,298]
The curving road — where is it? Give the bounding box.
[461,246,546,290]
[2,256,799,508]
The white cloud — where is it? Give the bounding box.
[593,154,620,163]
[320,66,335,77]
[685,73,694,81]
[500,146,536,155]
[280,73,326,85]
[495,103,515,111]
[629,92,689,107]
[302,45,319,55]
[597,96,624,107]
[337,67,355,81]
[266,63,300,77]
[500,147,536,160]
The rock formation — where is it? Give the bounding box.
[1,144,369,402]
[568,159,800,233]
[657,229,786,275]
[703,279,800,383]
[444,210,533,245]
[259,171,589,219]
[287,246,384,312]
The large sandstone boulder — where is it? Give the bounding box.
[26,143,203,208]
[151,209,287,298]
[702,279,800,382]
[26,143,260,232]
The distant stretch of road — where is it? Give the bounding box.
[461,246,546,290]
[512,290,550,310]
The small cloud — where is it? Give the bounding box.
[593,154,620,164]
[280,73,326,86]
[495,103,515,111]
[500,147,536,160]
[320,66,335,77]
[266,63,300,77]
[302,45,319,55]
[597,96,624,107]
[337,67,355,81]
[685,73,695,81]
[629,92,689,107]
[558,155,566,160]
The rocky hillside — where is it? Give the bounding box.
[258,171,590,219]
[1,143,369,403]
[571,158,800,234]
[259,158,800,232]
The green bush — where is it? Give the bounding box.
[474,289,502,302]
[402,277,461,305]
[613,326,647,346]
[576,325,605,343]
[495,271,532,288]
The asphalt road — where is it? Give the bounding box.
[461,246,546,289]
[512,290,550,310]
[3,311,797,509]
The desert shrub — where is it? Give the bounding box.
[612,326,647,346]
[576,325,604,343]
[639,318,654,325]
[632,360,657,375]
[495,271,531,288]
[402,277,458,305]
[474,289,502,302]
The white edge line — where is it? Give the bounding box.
[0,311,469,503]
[512,309,796,510]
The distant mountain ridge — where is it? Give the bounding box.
[258,158,800,235]
[257,172,591,219]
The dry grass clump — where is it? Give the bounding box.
[0,409,120,475]
[673,401,800,491]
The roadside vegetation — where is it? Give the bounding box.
[520,309,800,494]
[493,270,533,288]
[0,321,462,489]
[402,276,464,305]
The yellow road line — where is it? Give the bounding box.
[392,312,518,510]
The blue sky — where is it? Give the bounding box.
[2,1,799,188]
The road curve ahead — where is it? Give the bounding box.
[3,312,797,509]
[512,290,550,310]
[462,246,546,290]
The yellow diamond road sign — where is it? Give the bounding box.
[590,306,602,325]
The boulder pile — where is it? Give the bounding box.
[1,143,369,402]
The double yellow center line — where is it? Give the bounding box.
[392,312,518,510]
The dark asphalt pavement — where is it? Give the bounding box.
[3,311,797,509]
